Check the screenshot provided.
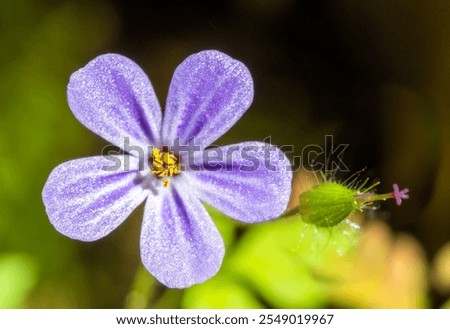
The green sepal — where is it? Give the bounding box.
[299,182,356,227]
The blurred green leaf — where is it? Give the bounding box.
[227,217,328,308]
[0,253,37,308]
[181,206,361,309]
[183,273,263,308]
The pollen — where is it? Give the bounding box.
[150,147,181,187]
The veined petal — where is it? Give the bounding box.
[67,54,162,150]
[140,184,224,288]
[185,142,292,223]
[162,50,253,149]
[42,155,148,241]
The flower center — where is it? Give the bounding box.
[150,147,181,188]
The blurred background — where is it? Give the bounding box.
[1,0,449,308]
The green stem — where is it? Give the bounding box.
[124,265,156,309]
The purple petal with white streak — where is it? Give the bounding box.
[67,54,162,150]
[185,142,292,223]
[162,50,253,149]
[42,155,148,241]
[140,184,224,288]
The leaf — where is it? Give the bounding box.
[0,253,37,308]
[183,273,263,308]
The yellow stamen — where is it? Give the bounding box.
[162,178,170,188]
[150,147,181,187]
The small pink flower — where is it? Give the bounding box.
[392,183,409,206]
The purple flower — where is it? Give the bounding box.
[42,50,292,288]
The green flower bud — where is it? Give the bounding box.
[298,177,409,228]
[299,182,356,227]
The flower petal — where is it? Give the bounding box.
[162,50,253,149]
[67,54,162,150]
[42,155,148,241]
[185,142,292,223]
[140,184,224,288]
